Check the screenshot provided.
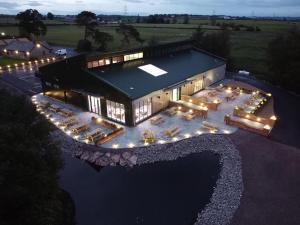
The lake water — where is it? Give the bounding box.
[59,151,221,225]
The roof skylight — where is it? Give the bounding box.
[138,64,168,77]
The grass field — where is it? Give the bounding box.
[0,56,27,67]
[0,19,298,76]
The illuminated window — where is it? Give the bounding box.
[106,100,125,123]
[92,61,99,67]
[88,95,101,115]
[124,52,143,62]
[135,98,152,123]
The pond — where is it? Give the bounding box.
[59,151,221,225]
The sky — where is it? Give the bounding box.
[0,0,299,17]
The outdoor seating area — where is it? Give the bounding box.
[31,79,276,149]
[31,94,126,147]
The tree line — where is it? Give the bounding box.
[14,9,300,93]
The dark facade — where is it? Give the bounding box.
[37,40,226,127]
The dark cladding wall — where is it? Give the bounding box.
[37,55,134,126]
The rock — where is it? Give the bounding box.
[119,157,127,166]
[111,154,121,163]
[122,151,131,159]
[129,155,138,165]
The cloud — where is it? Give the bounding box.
[26,0,43,7]
[0,1,20,9]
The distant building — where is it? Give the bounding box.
[1,38,53,59]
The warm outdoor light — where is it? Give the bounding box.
[1,32,5,36]
[264,125,271,130]
[178,106,182,110]
[26,51,30,56]
[128,143,135,148]
[3,49,7,53]
[184,133,191,138]
[172,137,178,141]
[189,109,193,113]
[270,115,277,120]
[267,93,272,97]
[246,114,250,118]
[196,130,203,135]
[158,140,166,144]
[15,50,19,54]
[257,117,261,122]
[189,99,193,103]
[97,118,103,123]
[36,43,41,48]
[213,99,219,104]
[112,144,119,149]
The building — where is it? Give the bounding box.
[1,38,52,59]
[37,40,226,126]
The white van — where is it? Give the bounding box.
[55,49,67,56]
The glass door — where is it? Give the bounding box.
[171,88,180,101]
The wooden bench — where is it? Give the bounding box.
[96,128,125,145]
[164,126,180,137]
[85,129,104,143]
[49,104,61,112]
[71,123,89,135]
[61,117,77,128]
[59,109,74,117]
[150,115,163,125]
[165,107,177,116]
[201,121,219,132]
[182,112,196,121]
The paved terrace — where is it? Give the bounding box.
[31,82,270,149]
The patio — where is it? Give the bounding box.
[31,80,274,149]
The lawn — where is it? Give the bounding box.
[0,56,27,67]
[0,19,298,76]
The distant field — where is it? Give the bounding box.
[0,19,298,76]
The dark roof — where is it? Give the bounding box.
[5,41,34,52]
[5,40,52,52]
[87,49,226,100]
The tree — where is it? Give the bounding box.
[47,12,54,20]
[192,27,231,64]
[116,23,144,46]
[267,26,300,92]
[136,15,141,23]
[76,39,92,52]
[75,11,97,40]
[93,30,114,51]
[16,9,47,40]
[183,15,189,24]
[0,90,74,225]
[172,16,178,24]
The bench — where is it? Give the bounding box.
[71,123,89,135]
[201,121,219,132]
[150,115,163,125]
[164,126,180,137]
[85,128,104,143]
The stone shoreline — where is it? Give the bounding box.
[51,129,243,225]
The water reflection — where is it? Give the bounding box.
[60,152,221,225]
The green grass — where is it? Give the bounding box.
[0,56,27,67]
[1,19,299,76]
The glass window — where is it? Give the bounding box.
[88,95,101,115]
[135,98,152,123]
[105,59,110,65]
[92,61,99,67]
[87,62,93,68]
[106,100,125,123]
[124,52,143,62]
